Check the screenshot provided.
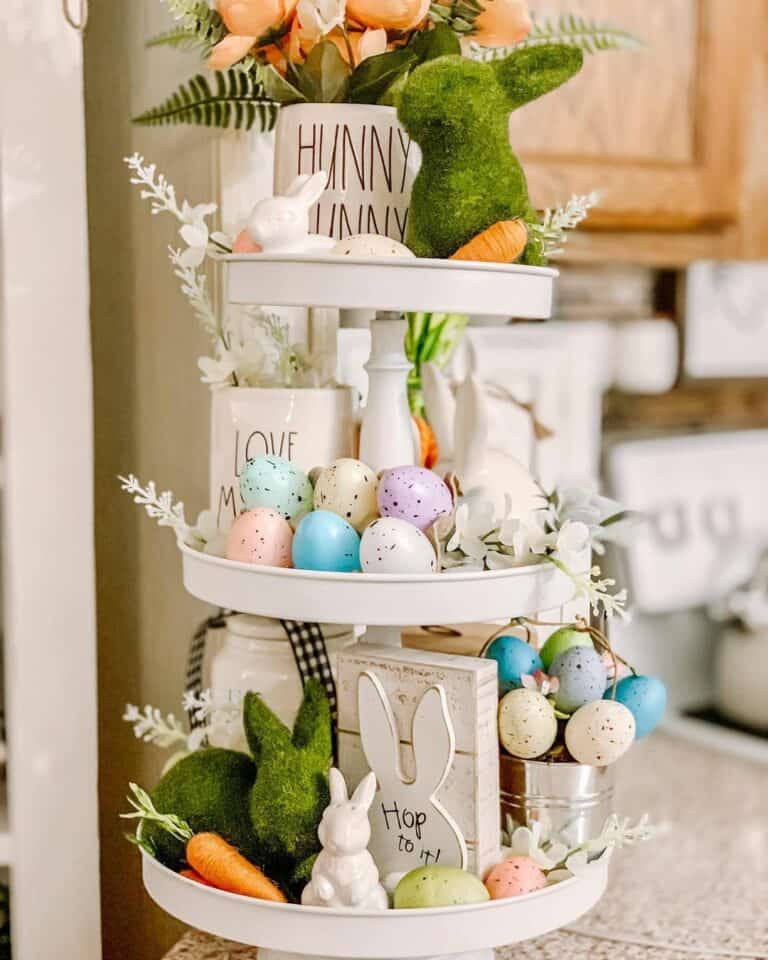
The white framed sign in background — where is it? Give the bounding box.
[684,261,768,378]
[607,431,768,613]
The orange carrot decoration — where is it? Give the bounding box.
[180,869,217,888]
[186,833,287,903]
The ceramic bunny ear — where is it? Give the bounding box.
[411,685,455,795]
[493,44,583,112]
[453,374,488,483]
[350,771,377,811]
[358,671,403,782]
[286,170,328,208]
[421,363,455,461]
[329,767,349,804]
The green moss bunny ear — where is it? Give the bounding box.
[492,43,584,111]
[245,680,332,884]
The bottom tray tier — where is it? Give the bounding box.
[142,852,608,959]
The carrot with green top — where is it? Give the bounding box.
[187,833,287,902]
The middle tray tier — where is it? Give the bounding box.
[180,544,574,625]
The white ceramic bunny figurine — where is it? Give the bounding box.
[422,362,544,518]
[301,768,389,910]
[357,671,467,879]
[245,171,335,254]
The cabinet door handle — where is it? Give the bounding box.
[62,0,89,31]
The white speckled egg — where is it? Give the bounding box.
[359,518,437,574]
[565,699,636,767]
[498,689,557,759]
[331,234,415,258]
[313,458,379,533]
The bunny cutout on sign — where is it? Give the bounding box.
[357,670,467,879]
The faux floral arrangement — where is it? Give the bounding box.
[136,0,639,130]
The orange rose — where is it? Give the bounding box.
[323,27,388,63]
[217,0,298,39]
[209,34,258,70]
[472,0,532,48]
[346,0,430,32]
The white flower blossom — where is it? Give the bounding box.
[446,500,495,560]
[297,0,346,40]
[505,822,569,870]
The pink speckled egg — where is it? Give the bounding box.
[485,857,547,900]
[377,466,453,531]
[225,508,293,567]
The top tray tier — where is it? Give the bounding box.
[224,254,557,316]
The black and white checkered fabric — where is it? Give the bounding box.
[185,610,228,728]
[280,619,338,724]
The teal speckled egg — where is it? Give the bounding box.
[608,675,666,739]
[394,866,490,909]
[239,455,313,524]
[292,510,361,573]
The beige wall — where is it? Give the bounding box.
[85,4,217,958]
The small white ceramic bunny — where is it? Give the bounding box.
[245,171,335,254]
[421,362,544,517]
[301,768,389,910]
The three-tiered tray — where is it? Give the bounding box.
[142,254,609,960]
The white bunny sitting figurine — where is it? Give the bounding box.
[301,768,389,910]
[244,171,335,255]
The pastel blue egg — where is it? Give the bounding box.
[485,635,542,693]
[240,455,313,523]
[292,511,361,573]
[608,675,666,738]
[550,646,607,714]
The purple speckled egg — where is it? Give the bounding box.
[376,466,452,531]
[225,508,293,567]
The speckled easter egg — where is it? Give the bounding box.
[485,635,543,693]
[550,646,607,714]
[239,455,313,524]
[609,675,666,739]
[498,689,557,759]
[393,866,490,909]
[312,458,379,533]
[360,518,437,574]
[331,234,415,258]
[292,510,361,573]
[377,466,453,531]
[539,626,592,671]
[225,508,293,567]
[565,699,636,766]
[485,857,547,899]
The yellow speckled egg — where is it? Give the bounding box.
[225,508,293,568]
[498,689,557,759]
[485,857,547,899]
[565,699,636,767]
[313,458,379,533]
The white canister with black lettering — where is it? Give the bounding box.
[207,614,355,728]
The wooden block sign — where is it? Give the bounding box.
[337,645,500,878]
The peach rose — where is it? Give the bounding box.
[217,0,298,37]
[324,27,388,63]
[209,34,258,70]
[472,0,532,48]
[346,0,430,32]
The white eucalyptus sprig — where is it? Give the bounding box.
[123,704,188,749]
[118,474,224,553]
[528,192,600,258]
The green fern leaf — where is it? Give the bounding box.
[520,13,642,53]
[161,0,227,53]
[146,27,200,50]
[133,71,278,131]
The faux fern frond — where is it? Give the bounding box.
[161,0,227,53]
[473,12,641,60]
[146,27,203,50]
[133,71,278,131]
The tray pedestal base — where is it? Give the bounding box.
[261,949,494,960]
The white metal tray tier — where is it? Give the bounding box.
[142,852,607,959]
[224,254,557,316]
[180,544,574,625]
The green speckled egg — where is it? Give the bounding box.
[539,626,592,671]
[239,455,313,524]
[393,866,490,909]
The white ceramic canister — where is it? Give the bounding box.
[210,386,356,532]
[715,625,768,731]
[273,103,421,245]
[208,614,356,728]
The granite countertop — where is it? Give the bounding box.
[163,734,768,960]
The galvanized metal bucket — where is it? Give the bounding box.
[500,754,616,846]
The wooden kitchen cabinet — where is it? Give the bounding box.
[510,0,763,240]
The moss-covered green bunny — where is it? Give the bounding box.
[397,46,583,261]
[245,679,333,894]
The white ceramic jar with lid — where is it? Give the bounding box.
[208,614,355,727]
